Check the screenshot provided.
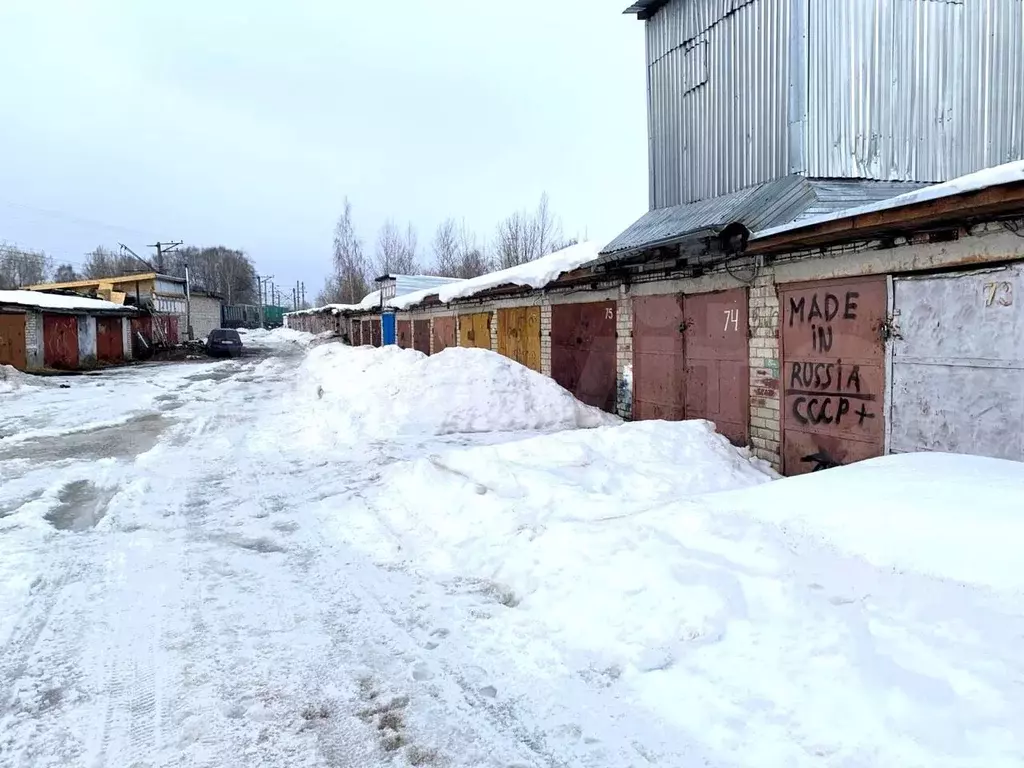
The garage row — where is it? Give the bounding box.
[292,200,1024,476]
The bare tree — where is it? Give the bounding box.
[164,246,257,304]
[0,243,52,289]
[375,220,419,276]
[82,245,146,279]
[53,264,79,283]
[493,192,567,269]
[456,223,491,278]
[431,218,460,277]
[332,199,369,304]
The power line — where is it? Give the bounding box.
[0,199,158,240]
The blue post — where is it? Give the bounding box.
[382,312,397,345]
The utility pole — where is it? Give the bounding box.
[147,240,185,340]
[258,275,273,328]
[147,240,183,274]
[293,286,297,311]
[301,282,305,309]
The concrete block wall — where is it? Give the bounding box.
[539,304,552,376]
[78,316,97,365]
[748,273,782,468]
[190,296,222,340]
[615,290,634,420]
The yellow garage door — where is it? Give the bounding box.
[497,307,541,371]
[459,313,491,349]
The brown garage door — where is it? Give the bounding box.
[370,317,382,347]
[413,319,431,355]
[397,320,412,349]
[459,313,491,349]
[351,319,362,346]
[497,307,541,371]
[0,312,27,370]
[780,276,887,475]
[96,316,124,363]
[43,313,80,369]
[632,295,685,420]
[551,301,617,413]
[684,289,749,444]
[433,316,456,353]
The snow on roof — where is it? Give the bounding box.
[285,275,468,318]
[0,290,137,313]
[753,160,1024,241]
[390,241,603,310]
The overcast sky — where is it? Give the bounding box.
[0,1,647,299]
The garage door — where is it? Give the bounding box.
[459,313,491,349]
[497,307,541,371]
[632,295,685,420]
[433,316,456,353]
[551,301,617,413]
[351,320,362,346]
[0,312,27,370]
[370,318,382,347]
[413,320,431,355]
[397,320,412,348]
[43,313,80,369]
[890,265,1024,461]
[96,316,124,362]
[780,276,886,474]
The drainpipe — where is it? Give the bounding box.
[184,260,193,341]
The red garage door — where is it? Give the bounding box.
[632,289,749,444]
[683,289,749,445]
[351,320,362,346]
[413,320,431,355]
[96,316,124,362]
[397,320,412,349]
[370,317,382,347]
[43,314,79,369]
[432,316,456,353]
[780,276,887,474]
[551,301,617,413]
[632,295,685,420]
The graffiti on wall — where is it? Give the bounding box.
[786,289,878,432]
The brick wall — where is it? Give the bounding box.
[748,273,781,468]
[190,296,222,340]
[24,311,43,370]
[615,290,634,419]
[539,304,552,376]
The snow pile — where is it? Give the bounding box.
[290,345,617,445]
[336,438,1024,766]
[240,327,315,346]
[0,289,135,312]
[723,452,1024,591]
[390,241,603,309]
[0,364,48,394]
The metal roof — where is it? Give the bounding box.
[599,176,925,259]
[623,0,671,18]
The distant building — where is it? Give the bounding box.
[0,290,137,372]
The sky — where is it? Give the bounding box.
[0,0,648,302]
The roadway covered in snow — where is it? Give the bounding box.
[1,332,1023,767]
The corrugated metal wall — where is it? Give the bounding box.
[647,0,793,207]
[806,0,1024,182]
[646,0,1024,208]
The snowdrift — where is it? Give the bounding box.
[292,345,618,444]
[0,364,48,394]
[241,327,315,347]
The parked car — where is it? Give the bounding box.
[206,328,244,358]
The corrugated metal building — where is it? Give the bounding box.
[611,0,1024,256]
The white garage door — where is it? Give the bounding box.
[890,264,1024,461]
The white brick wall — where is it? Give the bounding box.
[748,273,781,469]
[539,304,552,376]
[24,311,43,370]
[190,296,222,340]
[615,290,634,419]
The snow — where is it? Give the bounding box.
[239,326,315,347]
[2,341,1024,767]
[0,289,135,312]
[0,365,50,395]
[390,241,604,309]
[289,345,617,446]
[755,159,1024,240]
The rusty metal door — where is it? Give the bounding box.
[397,320,412,348]
[351,320,362,346]
[632,295,685,420]
[362,320,372,346]
[43,314,80,369]
[131,316,153,358]
[433,316,456,353]
[0,312,27,370]
[96,316,124,362]
[459,313,491,349]
[780,276,887,475]
[684,289,749,444]
[551,301,617,413]
[413,319,431,355]
[890,265,1024,461]
[370,317,382,347]
[497,307,541,371]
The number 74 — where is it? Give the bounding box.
[723,308,740,331]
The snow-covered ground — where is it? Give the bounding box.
[1,343,1022,767]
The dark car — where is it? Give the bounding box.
[206,329,244,358]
